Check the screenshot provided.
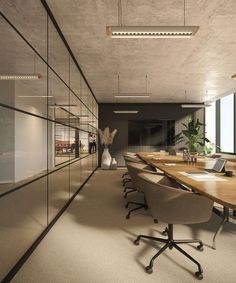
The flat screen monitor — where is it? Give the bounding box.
[128,120,175,146]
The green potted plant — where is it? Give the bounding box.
[203,142,220,156]
[177,118,210,155]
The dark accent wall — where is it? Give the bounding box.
[99,103,200,166]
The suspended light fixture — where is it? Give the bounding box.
[106,26,199,38]
[0,55,41,80]
[0,74,41,80]
[181,90,212,108]
[113,110,139,114]
[114,74,151,98]
[106,0,199,38]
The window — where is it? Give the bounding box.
[205,101,216,144]
[220,93,234,153]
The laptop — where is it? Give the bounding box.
[204,158,227,173]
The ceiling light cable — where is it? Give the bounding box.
[184,0,186,26]
[106,0,198,38]
[118,0,123,26]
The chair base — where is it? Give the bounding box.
[125,201,148,219]
[134,224,204,280]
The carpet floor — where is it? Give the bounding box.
[13,169,236,283]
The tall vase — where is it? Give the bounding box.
[101,147,112,169]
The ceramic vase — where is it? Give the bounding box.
[101,147,112,169]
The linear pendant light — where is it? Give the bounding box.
[181,104,206,108]
[107,0,199,39]
[0,74,41,80]
[106,26,199,38]
[114,94,151,98]
[113,110,139,114]
[114,74,151,98]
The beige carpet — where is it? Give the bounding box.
[13,169,236,283]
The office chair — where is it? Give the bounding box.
[122,152,137,178]
[122,155,144,191]
[168,148,177,155]
[134,172,214,280]
[125,162,164,219]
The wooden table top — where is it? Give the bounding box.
[137,152,236,210]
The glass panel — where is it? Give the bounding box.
[220,94,234,153]
[48,166,69,222]
[0,16,48,117]
[48,70,70,125]
[0,176,47,280]
[69,160,81,197]
[0,1,47,60]
[0,107,47,195]
[55,124,70,166]
[80,130,89,156]
[48,18,69,84]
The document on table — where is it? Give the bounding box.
[179,171,226,182]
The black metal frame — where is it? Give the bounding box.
[134,224,204,280]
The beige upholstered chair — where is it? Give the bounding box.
[122,152,138,179]
[134,172,214,280]
[122,155,144,191]
[125,162,164,219]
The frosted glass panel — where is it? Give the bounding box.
[220,94,234,153]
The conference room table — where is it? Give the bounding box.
[137,152,236,249]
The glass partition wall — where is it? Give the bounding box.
[0,2,98,280]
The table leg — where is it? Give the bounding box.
[212,207,229,250]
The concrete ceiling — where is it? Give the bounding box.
[46,0,236,103]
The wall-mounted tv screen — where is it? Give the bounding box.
[128,120,175,146]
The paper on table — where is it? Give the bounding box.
[164,163,176,166]
[179,172,226,182]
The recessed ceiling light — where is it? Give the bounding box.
[113,110,139,114]
[0,74,41,80]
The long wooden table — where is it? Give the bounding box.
[137,152,236,248]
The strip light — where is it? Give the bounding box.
[0,74,41,80]
[106,26,199,38]
[181,103,211,108]
[114,93,150,98]
[19,95,53,98]
[113,110,139,114]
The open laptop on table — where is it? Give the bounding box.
[204,158,227,173]
[186,159,227,176]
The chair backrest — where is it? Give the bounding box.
[138,172,214,225]
[126,162,162,192]
[123,152,137,157]
[124,156,144,164]
[168,148,176,156]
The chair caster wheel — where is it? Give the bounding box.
[197,244,204,251]
[195,271,203,280]
[145,266,153,274]
[162,229,168,236]
[134,239,139,245]
[126,215,130,219]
